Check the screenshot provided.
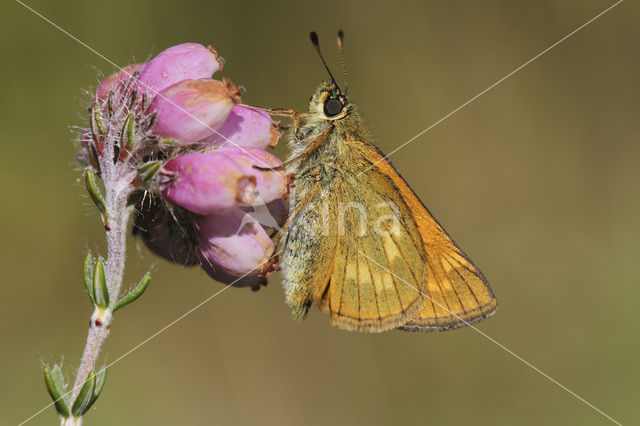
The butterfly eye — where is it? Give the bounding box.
[324,98,343,117]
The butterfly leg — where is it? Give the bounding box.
[253,124,334,172]
[257,177,321,279]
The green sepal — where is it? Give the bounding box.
[71,370,95,416]
[137,161,163,186]
[43,364,70,418]
[92,259,109,308]
[85,368,107,411]
[114,272,151,312]
[85,169,108,229]
[83,253,96,306]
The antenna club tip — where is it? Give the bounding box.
[338,30,344,38]
[309,32,319,45]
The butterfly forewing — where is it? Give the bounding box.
[353,139,497,331]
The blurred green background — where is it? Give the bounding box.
[1,1,638,425]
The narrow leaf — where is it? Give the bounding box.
[71,370,95,416]
[107,91,114,117]
[93,367,107,398]
[121,113,136,151]
[83,253,95,305]
[85,367,107,411]
[114,273,151,312]
[43,365,70,417]
[128,89,138,109]
[92,259,109,308]
[84,169,108,228]
[137,161,162,186]
[87,142,101,175]
[90,103,105,135]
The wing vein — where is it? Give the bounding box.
[445,253,483,306]
[363,255,382,320]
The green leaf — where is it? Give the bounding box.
[71,370,95,416]
[114,272,151,312]
[85,367,107,411]
[92,259,109,308]
[107,91,114,117]
[128,90,138,109]
[85,169,108,229]
[119,114,136,154]
[137,161,163,186]
[43,365,70,417]
[125,113,136,150]
[90,103,105,135]
[83,253,95,306]
[87,142,101,176]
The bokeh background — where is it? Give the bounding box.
[1,1,638,425]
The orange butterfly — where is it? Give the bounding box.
[266,31,496,332]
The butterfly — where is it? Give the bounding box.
[265,31,496,332]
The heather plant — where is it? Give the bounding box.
[43,42,286,425]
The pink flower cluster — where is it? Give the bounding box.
[95,43,288,288]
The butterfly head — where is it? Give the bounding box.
[308,80,350,120]
[308,31,351,121]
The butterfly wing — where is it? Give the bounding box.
[280,133,496,332]
[350,138,497,331]
[279,172,425,331]
[320,173,427,331]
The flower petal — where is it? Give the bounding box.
[200,105,280,149]
[96,63,144,100]
[195,209,275,276]
[162,151,255,215]
[151,79,240,143]
[215,146,289,205]
[138,43,224,96]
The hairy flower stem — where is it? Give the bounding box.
[68,103,136,423]
[69,198,131,410]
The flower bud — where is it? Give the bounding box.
[162,151,255,215]
[151,79,241,143]
[96,63,143,100]
[201,105,280,149]
[200,266,267,290]
[195,209,275,276]
[215,146,289,204]
[138,43,224,96]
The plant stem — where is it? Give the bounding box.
[69,181,132,411]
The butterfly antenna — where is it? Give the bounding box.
[309,32,342,93]
[337,30,348,95]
